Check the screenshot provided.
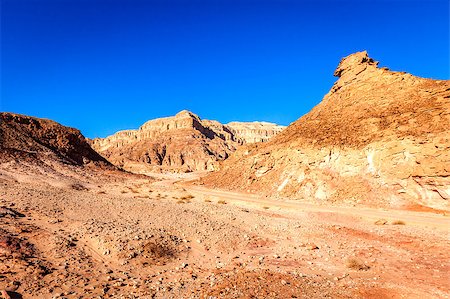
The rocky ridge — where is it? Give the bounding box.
[202,51,450,210]
[90,110,285,173]
[0,112,112,168]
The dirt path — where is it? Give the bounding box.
[167,179,450,231]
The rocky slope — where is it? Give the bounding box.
[0,112,112,168]
[202,51,450,210]
[90,110,284,173]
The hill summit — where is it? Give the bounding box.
[203,51,450,210]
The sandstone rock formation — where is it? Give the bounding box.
[227,121,285,144]
[90,110,284,173]
[202,51,450,210]
[0,112,112,168]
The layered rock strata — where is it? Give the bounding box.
[90,111,284,173]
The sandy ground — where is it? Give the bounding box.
[0,166,449,299]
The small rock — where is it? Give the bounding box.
[374,219,387,225]
[306,244,319,250]
[258,256,265,264]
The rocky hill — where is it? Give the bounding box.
[90,110,284,173]
[0,112,112,168]
[202,51,450,210]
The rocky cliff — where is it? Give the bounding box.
[0,112,112,168]
[90,111,285,173]
[227,122,285,144]
[202,51,450,210]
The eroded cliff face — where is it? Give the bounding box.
[203,51,450,210]
[90,111,285,173]
[227,122,285,144]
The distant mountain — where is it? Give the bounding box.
[89,110,285,173]
[202,51,450,210]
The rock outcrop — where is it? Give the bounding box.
[227,122,285,144]
[0,112,112,167]
[202,51,450,210]
[90,111,285,173]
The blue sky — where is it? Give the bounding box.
[1,0,449,138]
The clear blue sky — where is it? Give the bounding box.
[1,0,449,138]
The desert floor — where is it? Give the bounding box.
[0,167,449,299]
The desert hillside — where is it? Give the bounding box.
[203,51,450,211]
[90,110,285,173]
[0,112,112,168]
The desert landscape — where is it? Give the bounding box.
[1,51,449,299]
